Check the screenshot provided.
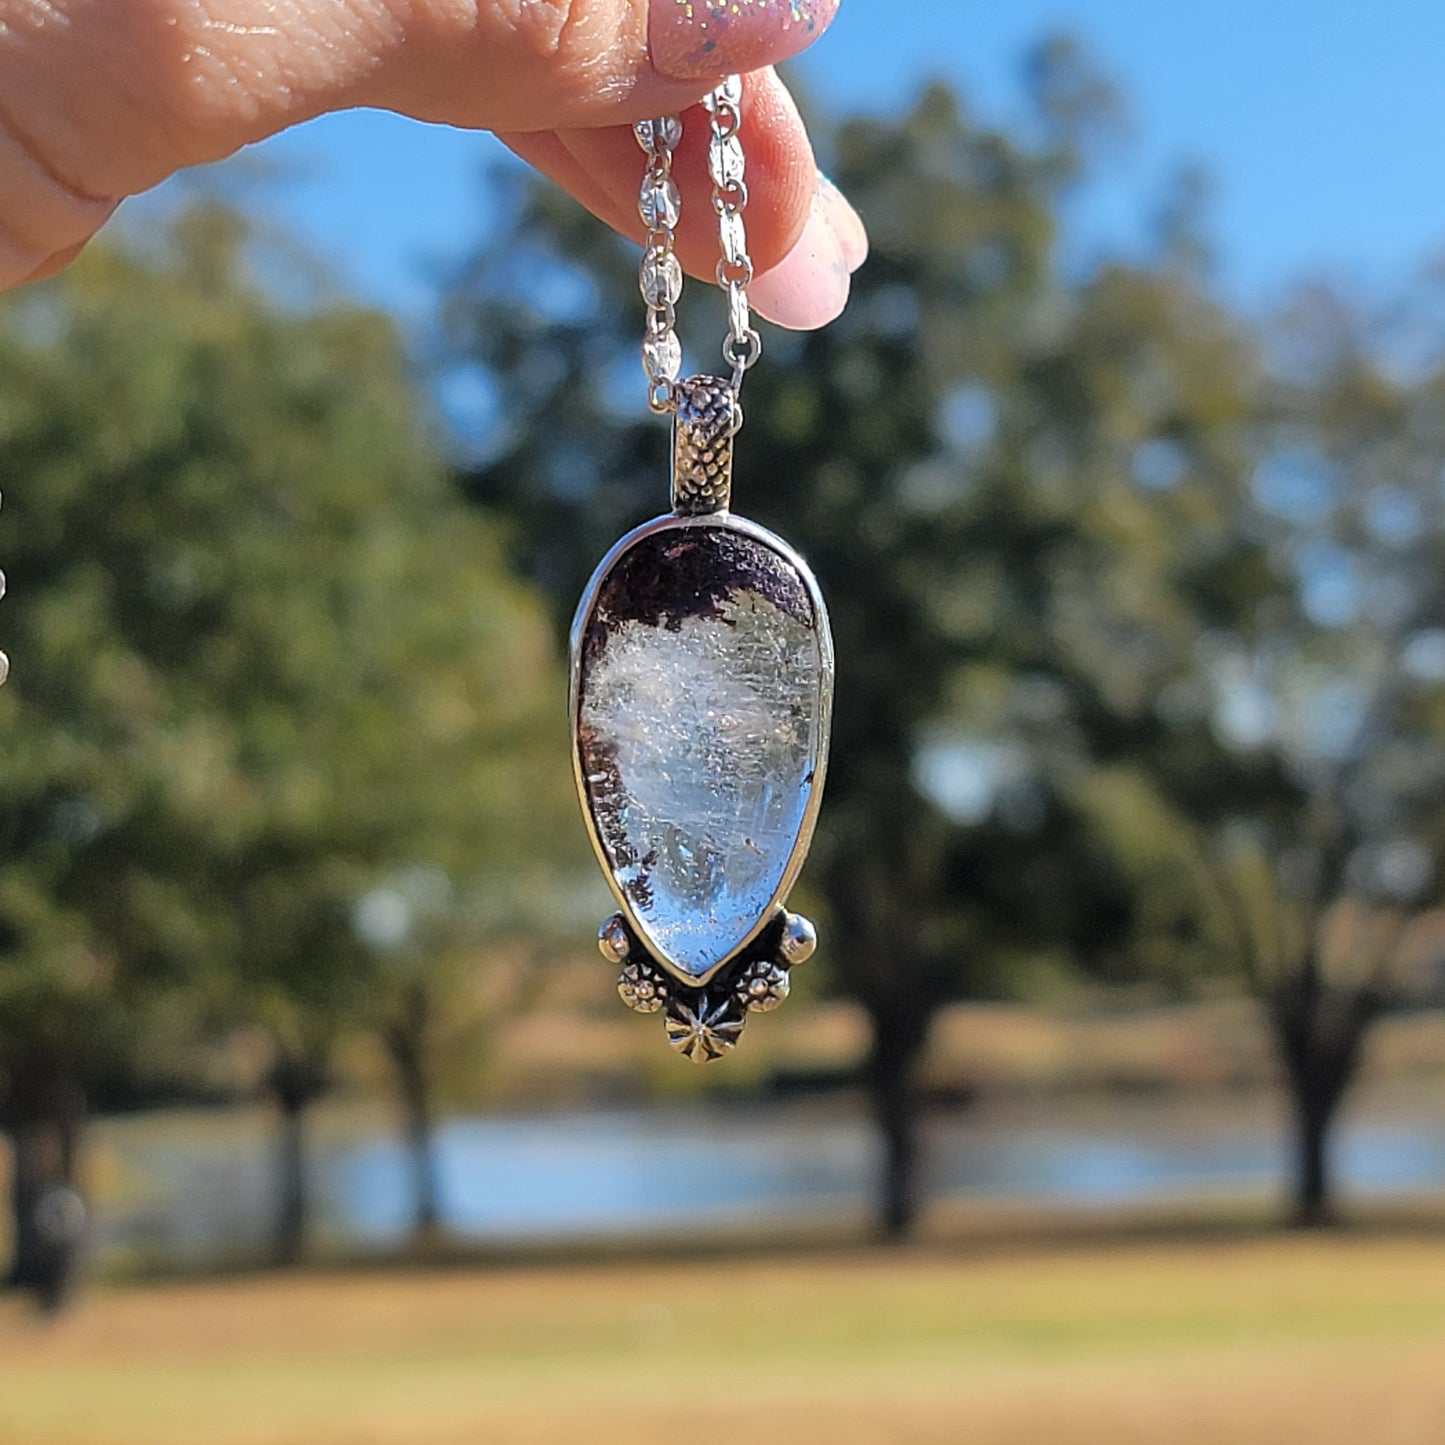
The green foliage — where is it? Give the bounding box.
[444,52,1445,1227]
[447,68,1273,1027]
[0,207,575,1122]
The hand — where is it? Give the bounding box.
[0,0,867,328]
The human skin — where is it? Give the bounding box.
[0,0,866,327]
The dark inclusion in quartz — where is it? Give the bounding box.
[576,525,825,982]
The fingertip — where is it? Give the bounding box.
[727,68,817,274]
[498,129,637,239]
[650,0,840,82]
[817,174,868,273]
[749,196,850,331]
[550,67,817,283]
[20,238,90,286]
[537,68,844,333]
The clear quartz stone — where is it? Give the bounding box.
[577,525,825,981]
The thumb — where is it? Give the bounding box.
[0,0,839,287]
[369,0,842,132]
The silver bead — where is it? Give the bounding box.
[638,174,681,230]
[702,74,743,112]
[634,116,682,154]
[642,330,682,386]
[640,251,683,308]
[597,914,631,963]
[718,210,748,269]
[707,133,745,191]
[778,912,817,966]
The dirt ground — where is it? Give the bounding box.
[1,1228,1443,1444]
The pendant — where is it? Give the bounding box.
[570,377,832,1060]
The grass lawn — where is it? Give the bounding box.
[1,1230,1443,1444]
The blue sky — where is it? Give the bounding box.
[146,0,1445,325]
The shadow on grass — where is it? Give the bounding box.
[66,1192,1445,1294]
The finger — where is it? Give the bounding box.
[496,131,638,240]
[746,186,851,330]
[375,1,842,134]
[551,69,815,281]
[0,111,116,289]
[544,69,865,330]
[649,0,839,82]
[0,0,843,210]
[748,163,871,330]
[19,239,92,288]
[817,174,869,272]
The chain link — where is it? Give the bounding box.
[634,76,761,419]
[702,76,762,399]
[634,115,684,413]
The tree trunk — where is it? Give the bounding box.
[7,1120,48,1290]
[401,1066,441,1242]
[268,1051,327,1267]
[273,1090,308,1267]
[825,820,943,1244]
[869,1042,919,1240]
[863,1001,932,1242]
[1290,1093,1332,1229]
[1270,967,1378,1230]
[383,989,442,1244]
[4,1076,87,1313]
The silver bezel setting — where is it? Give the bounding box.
[569,511,834,987]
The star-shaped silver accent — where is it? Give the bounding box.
[664,993,746,1062]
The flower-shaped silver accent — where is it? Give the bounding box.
[618,959,669,1013]
[736,958,790,1013]
[665,993,745,1062]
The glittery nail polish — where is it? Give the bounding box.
[650,0,840,82]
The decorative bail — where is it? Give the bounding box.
[671,375,736,515]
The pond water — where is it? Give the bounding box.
[91,1086,1445,1267]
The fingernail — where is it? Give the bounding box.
[749,199,850,331]
[817,175,868,272]
[650,0,840,82]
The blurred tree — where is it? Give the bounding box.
[0,207,571,1284]
[444,45,1275,1236]
[1216,283,1445,1223]
[356,867,564,1242]
[1072,280,1445,1225]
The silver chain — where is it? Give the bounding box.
[702,76,762,394]
[635,114,684,414]
[634,76,762,418]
